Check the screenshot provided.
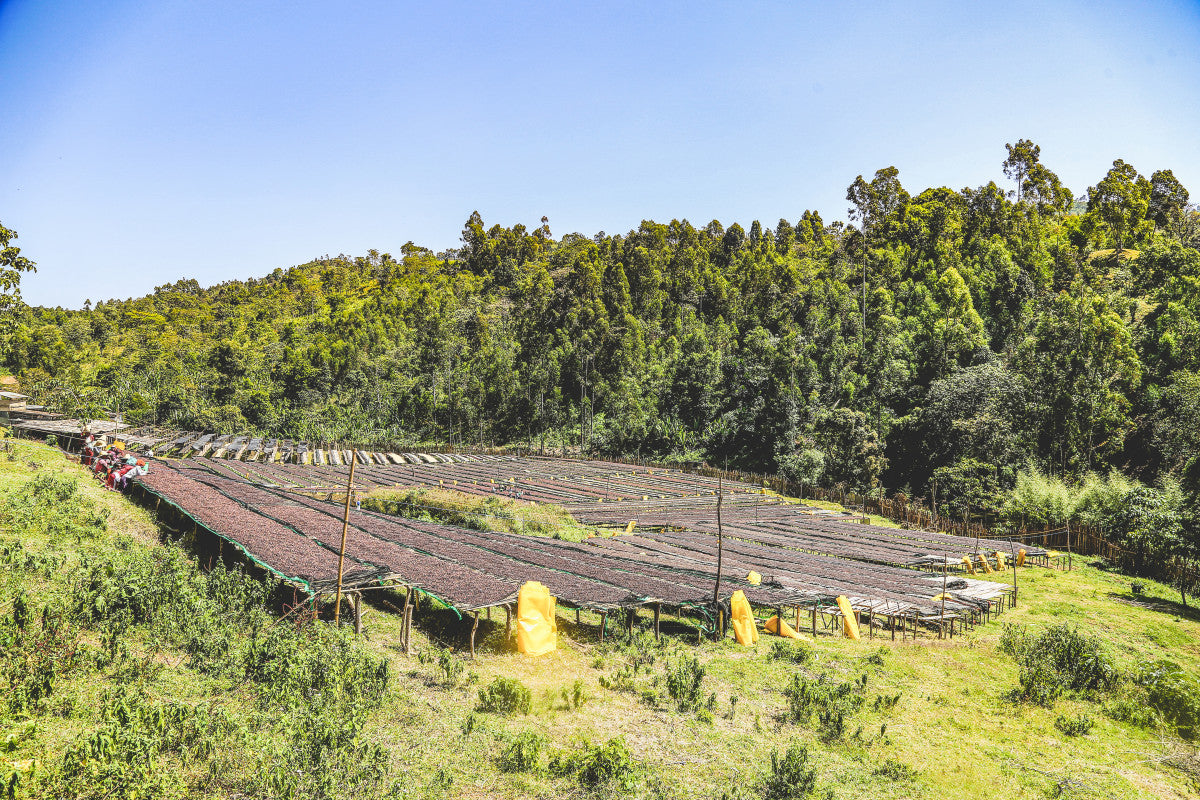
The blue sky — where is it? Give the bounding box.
[2,1,1198,308]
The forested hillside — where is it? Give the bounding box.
[6,142,1200,511]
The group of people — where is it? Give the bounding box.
[82,433,151,491]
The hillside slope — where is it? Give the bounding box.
[2,438,1199,799]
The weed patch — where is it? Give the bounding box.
[477,676,532,716]
[550,736,642,794]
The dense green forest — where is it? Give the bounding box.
[5,142,1200,515]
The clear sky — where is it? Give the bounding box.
[2,1,1199,308]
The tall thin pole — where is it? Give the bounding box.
[713,475,724,607]
[1009,536,1019,607]
[1065,519,1073,571]
[334,450,358,625]
[940,559,948,638]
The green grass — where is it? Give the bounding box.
[2,438,1199,799]
[361,485,595,542]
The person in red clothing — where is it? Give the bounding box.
[81,433,98,466]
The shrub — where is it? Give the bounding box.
[1002,623,1117,706]
[558,679,586,710]
[759,742,817,800]
[664,654,706,712]
[550,736,641,793]
[1054,713,1094,737]
[1019,659,1063,707]
[1103,695,1159,729]
[437,649,465,687]
[477,677,532,716]
[1137,660,1200,740]
[783,673,866,729]
[498,730,545,773]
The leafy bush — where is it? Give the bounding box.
[783,673,866,735]
[554,679,586,710]
[1137,660,1200,740]
[477,677,532,716]
[1,474,108,540]
[437,648,465,687]
[1103,695,1160,729]
[498,730,545,773]
[3,606,82,714]
[550,736,641,794]
[1018,659,1064,707]
[664,654,707,712]
[759,742,817,800]
[1054,713,1094,737]
[1001,623,1118,706]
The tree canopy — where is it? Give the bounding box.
[4,143,1198,514]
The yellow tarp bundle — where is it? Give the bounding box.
[746,571,762,586]
[516,581,557,656]
[836,595,861,640]
[729,590,759,646]
[624,520,636,534]
[978,553,993,573]
[995,551,1007,570]
[765,615,804,639]
[1017,548,1027,567]
[961,556,976,574]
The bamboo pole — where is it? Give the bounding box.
[1009,537,1019,607]
[939,560,948,639]
[334,451,358,626]
[712,474,724,610]
[1065,519,1073,571]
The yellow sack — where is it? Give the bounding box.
[978,553,993,574]
[836,595,861,640]
[932,592,952,601]
[516,581,557,656]
[729,590,759,646]
[765,615,804,639]
[1017,548,1027,567]
[624,520,636,534]
[995,551,1007,570]
[961,556,976,574]
[746,571,762,586]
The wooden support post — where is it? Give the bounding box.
[811,603,817,637]
[890,615,895,641]
[599,611,608,642]
[334,450,358,626]
[403,604,412,655]
[576,608,581,624]
[626,607,635,635]
[940,560,948,639]
[470,611,480,659]
[653,604,661,640]
[1065,519,1073,572]
[504,604,512,642]
[353,591,362,635]
[794,605,801,631]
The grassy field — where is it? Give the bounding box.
[2,437,1199,799]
